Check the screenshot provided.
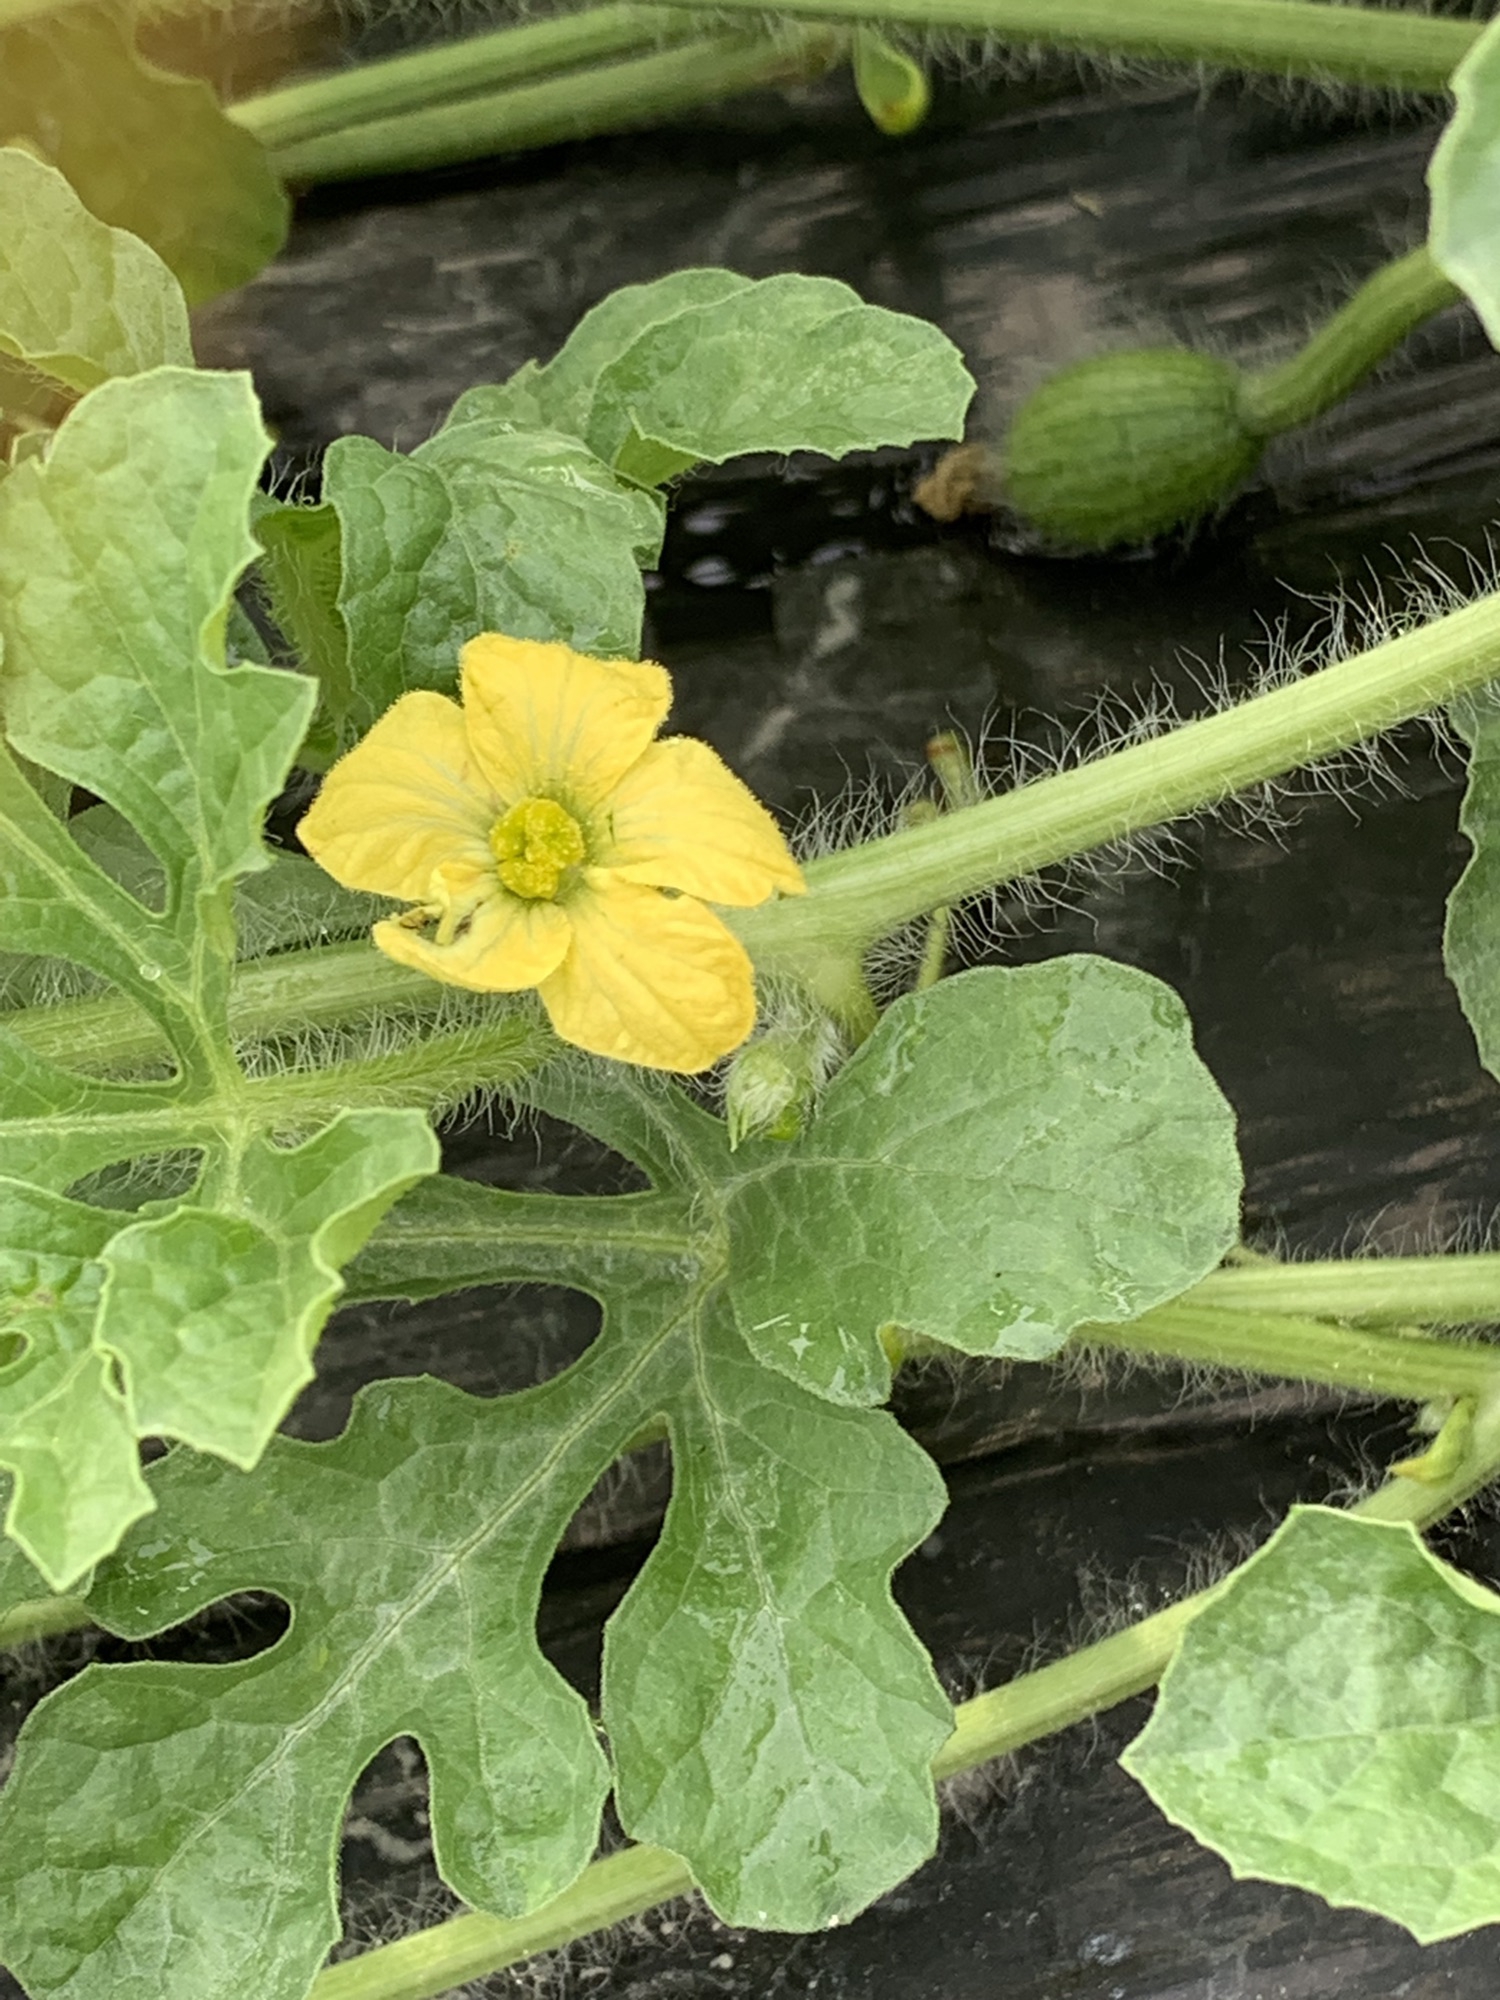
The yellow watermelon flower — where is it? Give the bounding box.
[297,633,806,1072]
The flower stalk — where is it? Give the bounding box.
[1238,245,1464,438]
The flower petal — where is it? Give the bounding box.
[537,873,756,1071]
[299,691,496,902]
[460,633,672,810]
[372,892,571,992]
[598,735,806,906]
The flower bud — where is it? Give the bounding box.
[1001,347,1264,548]
[725,1033,814,1149]
[724,1012,843,1150]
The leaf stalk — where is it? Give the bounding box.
[229,4,701,147]
[254,27,844,182]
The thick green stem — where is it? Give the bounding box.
[238,1014,553,1123]
[1187,1252,1500,1326]
[310,1846,695,2000]
[645,0,1477,87]
[4,939,431,1073]
[737,585,1500,977]
[1238,246,1464,437]
[262,28,842,181]
[230,5,698,148]
[14,589,1500,1084]
[1079,1300,1500,1404]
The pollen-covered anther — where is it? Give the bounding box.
[489,796,587,900]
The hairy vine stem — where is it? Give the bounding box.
[242,26,843,181]
[229,4,699,147]
[14,585,1500,1081]
[221,0,1477,188]
[642,0,1478,88]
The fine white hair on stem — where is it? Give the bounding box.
[792,534,1500,1002]
[251,0,1466,122]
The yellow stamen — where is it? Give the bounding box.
[490,796,587,901]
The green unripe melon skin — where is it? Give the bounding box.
[1002,347,1264,549]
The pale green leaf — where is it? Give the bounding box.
[443,269,753,440]
[0,1378,616,2000]
[725,959,1243,1405]
[582,272,974,483]
[0,368,312,899]
[0,1090,950,1993]
[444,270,973,487]
[1445,693,1500,1075]
[1123,1506,1500,1943]
[1429,16,1500,345]
[0,738,187,1027]
[97,1110,438,1466]
[316,423,664,736]
[0,2,288,306]
[253,494,351,762]
[0,1497,73,1617]
[0,366,442,1583]
[0,147,191,395]
[0,1177,152,1588]
[68,802,165,906]
[0,955,1244,1975]
[604,1295,948,1927]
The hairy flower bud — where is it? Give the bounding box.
[725,1035,812,1149]
[724,1013,843,1150]
[1002,347,1264,549]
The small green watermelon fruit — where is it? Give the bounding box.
[1002,347,1264,549]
